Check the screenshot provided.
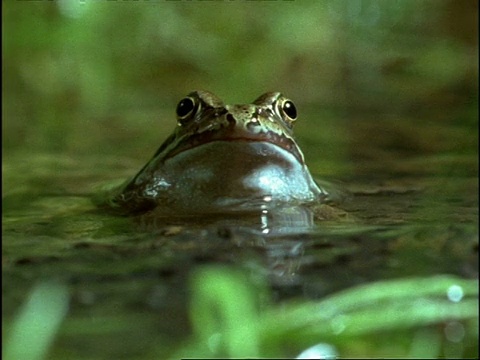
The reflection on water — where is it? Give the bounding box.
[135,207,317,235]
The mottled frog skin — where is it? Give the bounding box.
[106,90,328,215]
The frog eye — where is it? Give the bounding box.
[176,96,197,125]
[280,99,297,124]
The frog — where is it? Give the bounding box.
[102,90,329,215]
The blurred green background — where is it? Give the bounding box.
[3,0,477,161]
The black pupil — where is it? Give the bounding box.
[176,98,195,118]
[283,101,297,119]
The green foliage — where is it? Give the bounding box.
[2,266,478,359]
[173,268,478,358]
[3,0,476,156]
[3,282,69,360]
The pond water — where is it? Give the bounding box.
[3,108,478,358]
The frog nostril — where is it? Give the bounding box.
[226,113,236,125]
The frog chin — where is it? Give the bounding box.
[156,141,322,213]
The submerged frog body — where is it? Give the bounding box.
[105,90,328,215]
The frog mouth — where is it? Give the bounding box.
[164,129,304,164]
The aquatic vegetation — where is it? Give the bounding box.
[174,268,478,358]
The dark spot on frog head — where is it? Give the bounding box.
[226,113,236,125]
